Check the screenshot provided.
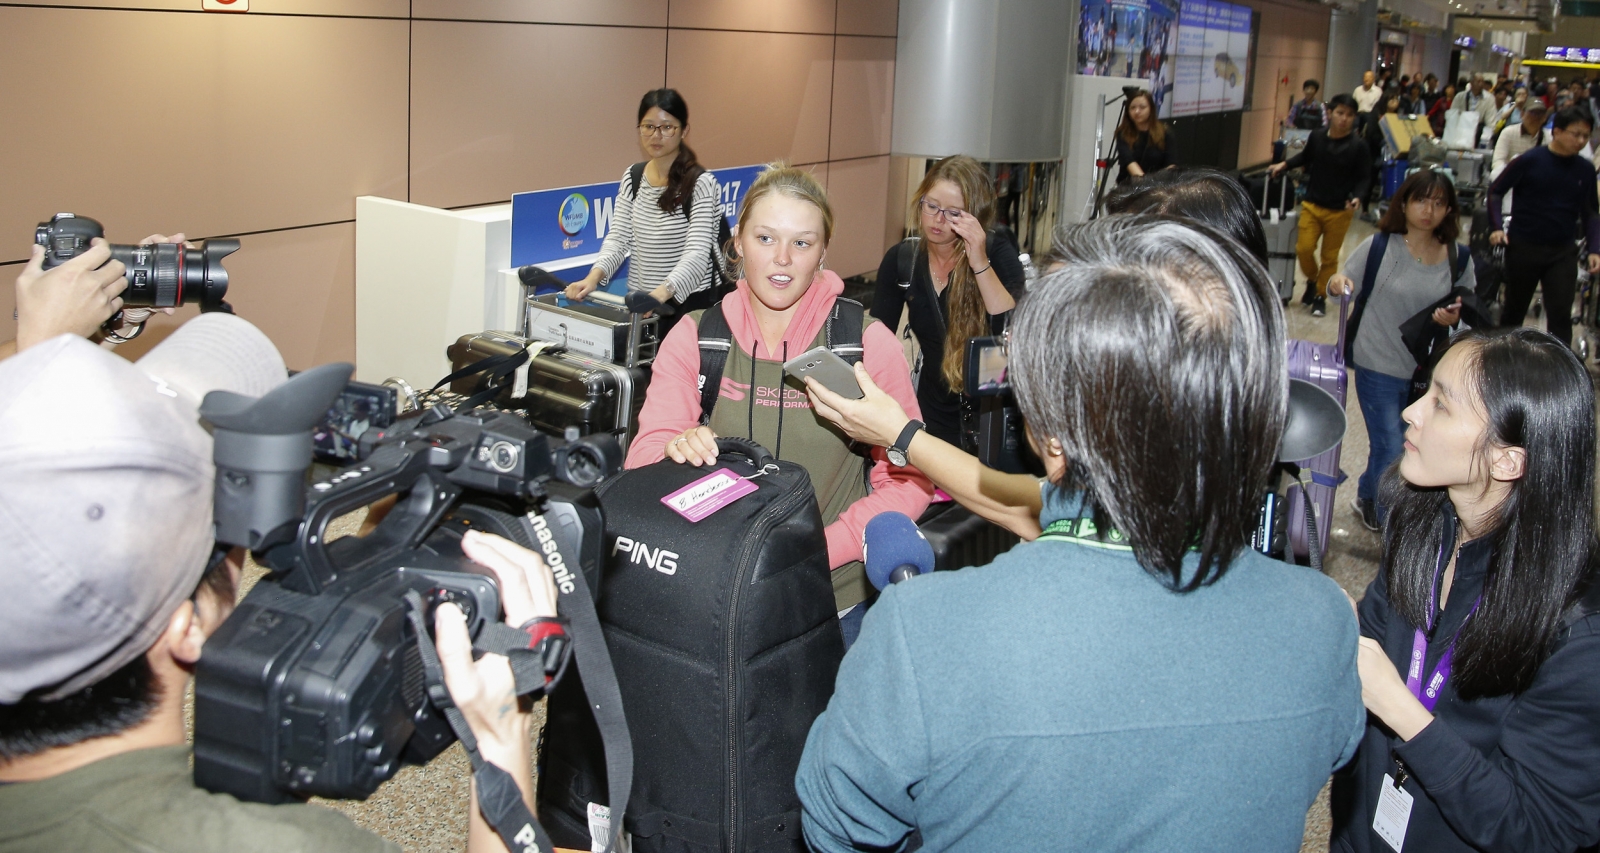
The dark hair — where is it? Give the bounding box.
[1425,73,1438,83]
[1553,104,1595,131]
[1303,79,1321,92]
[1102,167,1269,266]
[1378,169,1460,244]
[1328,93,1358,114]
[1117,90,1166,149]
[1380,328,1598,699]
[1010,216,1286,591]
[637,88,705,214]
[0,550,236,760]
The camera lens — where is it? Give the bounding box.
[558,443,606,488]
[108,239,238,309]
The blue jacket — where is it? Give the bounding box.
[796,489,1364,852]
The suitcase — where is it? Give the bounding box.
[538,438,842,853]
[446,331,648,446]
[525,291,660,367]
[1260,175,1299,303]
[917,502,1021,573]
[1284,296,1349,568]
[1381,160,1408,200]
[1446,149,1487,189]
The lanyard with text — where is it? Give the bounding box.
[1037,516,1133,550]
[1406,540,1482,712]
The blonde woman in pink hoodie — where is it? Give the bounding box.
[624,164,934,614]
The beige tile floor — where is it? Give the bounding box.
[228,219,1407,852]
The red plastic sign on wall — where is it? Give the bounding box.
[201,0,248,10]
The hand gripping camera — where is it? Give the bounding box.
[192,363,622,806]
[35,213,238,341]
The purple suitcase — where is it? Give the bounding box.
[1285,296,1349,566]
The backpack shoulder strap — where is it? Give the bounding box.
[626,162,647,199]
[1450,242,1469,285]
[825,298,866,366]
[695,304,732,424]
[1359,233,1389,306]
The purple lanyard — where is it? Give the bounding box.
[1405,540,1482,712]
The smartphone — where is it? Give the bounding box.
[963,336,1009,397]
[783,346,864,399]
[311,379,399,463]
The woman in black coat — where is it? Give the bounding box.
[1331,327,1600,853]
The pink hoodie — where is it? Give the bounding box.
[625,271,934,567]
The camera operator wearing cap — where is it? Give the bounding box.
[2,232,188,360]
[0,318,557,853]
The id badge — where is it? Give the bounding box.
[661,468,757,522]
[1373,774,1414,852]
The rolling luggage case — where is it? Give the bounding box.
[917,502,1020,573]
[538,438,843,853]
[1260,175,1299,303]
[1284,297,1349,567]
[446,331,648,445]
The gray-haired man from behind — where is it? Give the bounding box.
[0,315,556,853]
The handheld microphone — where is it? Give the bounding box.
[863,512,937,590]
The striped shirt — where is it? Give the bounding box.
[594,167,721,302]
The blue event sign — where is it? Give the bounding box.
[510,163,768,278]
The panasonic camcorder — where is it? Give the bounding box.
[191,363,621,803]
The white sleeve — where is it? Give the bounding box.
[592,166,636,282]
[662,172,721,302]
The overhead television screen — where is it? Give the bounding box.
[1084,0,1253,119]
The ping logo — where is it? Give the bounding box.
[613,536,680,575]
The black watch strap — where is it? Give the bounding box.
[890,420,925,464]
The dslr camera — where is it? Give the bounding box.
[35,213,238,339]
[192,363,621,804]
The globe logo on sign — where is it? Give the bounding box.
[558,194,590,237]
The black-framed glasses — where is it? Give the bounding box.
[639,122,682,137]
[919,198,965,220]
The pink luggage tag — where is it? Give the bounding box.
[662,467,760,522]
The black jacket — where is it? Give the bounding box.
[870,230,1026,445]
[1331,511,1600,853]
[1114,130,1174,185]
[1284,128,1372,210]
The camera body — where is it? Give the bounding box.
[194,373,616,804]
[35,213,237,312]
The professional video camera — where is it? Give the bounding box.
[192,362,622,805]
[35,213,238,340]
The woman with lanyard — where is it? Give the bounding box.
[565,89,721,330]
[625,164,932,624]
[870,155,1025,447]
[1327,169,1472,533]
[1331,326,1600,853]
[1114,90,1174,184]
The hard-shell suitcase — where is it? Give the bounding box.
[1260,175,1299,303]
[918,502,1021,573]
[1284,297,1349,566]
[538,438,842,853]
[446,331,648,446]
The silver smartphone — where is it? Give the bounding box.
[783,346,864,399]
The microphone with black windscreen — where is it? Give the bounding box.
[864,512,937,590]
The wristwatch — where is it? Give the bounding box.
[886,420,925,467]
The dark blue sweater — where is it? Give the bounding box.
[796,488,1364,852]
[1487,145,1600,248]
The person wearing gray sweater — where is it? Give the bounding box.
[1328,170,1473,532]
[796,216,1364,853]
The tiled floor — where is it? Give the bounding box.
[233,218,1413,852]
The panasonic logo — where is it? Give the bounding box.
[526,513,577,594]
[613,536,679,575]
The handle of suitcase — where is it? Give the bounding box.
[1260,173,1292,218]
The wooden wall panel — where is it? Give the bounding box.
[667,30,835,169]
[831,36,898,161]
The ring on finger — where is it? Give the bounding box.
[671,436,688,447]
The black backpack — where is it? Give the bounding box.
[627,162,736,310]
[536,437,843,852]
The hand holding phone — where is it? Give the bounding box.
[783,346,864,400]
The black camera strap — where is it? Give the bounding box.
[402,589,563,853]
[432,344,531,411]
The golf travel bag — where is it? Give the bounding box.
[537,438,844,853]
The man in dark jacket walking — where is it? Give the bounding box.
[1270,94,1371,317]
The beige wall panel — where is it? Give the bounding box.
[0,7,408,263]
[667,30,834,169]
[0,264,17,344]
[409,22,666,209]
[830,37,896,161]
[1238,109,1275,167]
[412,0,666,26]
[837,0,897,36]
[107,222,356,370]
[0,0,404,13]
[824,156,891,278]
[668,0,836,34]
